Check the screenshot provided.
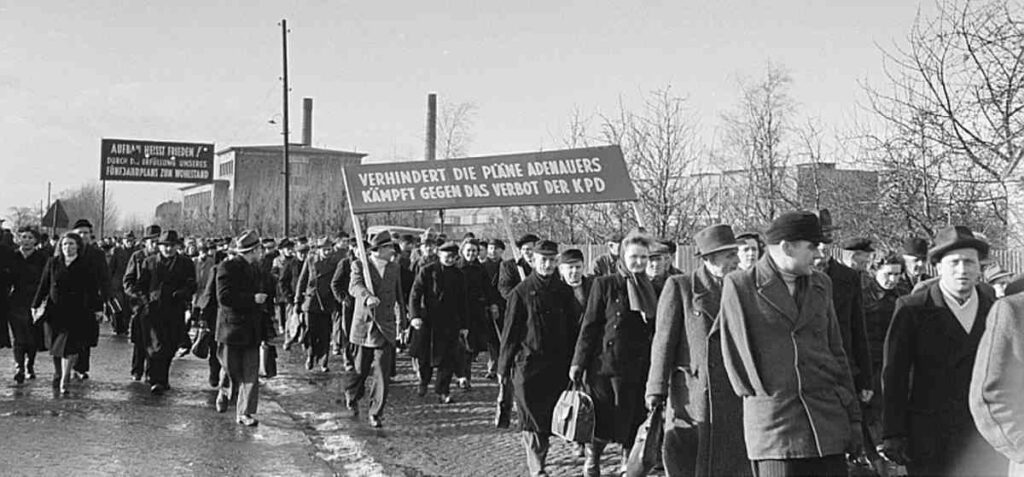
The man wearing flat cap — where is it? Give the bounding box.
[408,240,468,403]
[646,224,748,476]
[124,230,196,394]
[880,226,1007,476]
[499,240,579,476]
[498,234,539,299]
[295,236,341,372]
[719,211,863,476]
[590,232,623,278]
[646,239,681,297]
[839,237,874,272]
[558,248,592,325]
[898,237,931,293]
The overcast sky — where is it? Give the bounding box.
[0,0,930,225]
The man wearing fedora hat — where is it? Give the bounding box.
[898,237,931,293]
[880,225,1007,476]
[719,211,862,477]
[124,230,196,394]
[214,230,275,426]
[124,224,162,380]
[344,230,407,428]
[295,236,342,373]
[646,224,749,477]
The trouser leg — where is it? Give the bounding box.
[13,347,25,373]
[234,346,260,417]
[368,345,393,418]
[131,341,147,377]
[436,363,455,395]
[520,431,550,476]
[73,347,90,373]
[331,310,343,353]
[417,355,433,386]
[345,344,374,402]
[148,354,172,386]
[584,440,606,477]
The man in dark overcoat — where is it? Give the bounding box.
[125,230,196,394]
[124,225,161,381]
[498,240,578,476]
[408,240,467,403]
[719,211,862,477]
[814,244,874,402]
[295,237,341,372]
[70,219,111,379]
[646,224,748,477]
[498,234,538,299]
[329,245,356,369]
[898,237,931,294]
[557,248,592,324]
[880,226,1007,476]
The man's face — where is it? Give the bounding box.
[559,261,584,284]
[73,227,93,245]
[781,240,821,276]
[438,250,457,266]
[400,241,414,253]
[532,253,558,277]
[936,248,981,296]
[296,250,308,261]
[461,244,480,263]
[263,242,277,254]
[608,241,620,256]
[622,243,649,274]
[487,244,503,260]
[281,247,294,258]
[737,238,759,269]
[17,232,37,250]
[373,246,395,262]
[158,243,177,257]
[813,243,830,271]
[902,255,924,277]
[520,243,535,261]
[145,238,158,253]
[646,254,670,278]
[704,249,740,278]
[875,264,903,290]
[845,250,873,272]
[317,246,331,259]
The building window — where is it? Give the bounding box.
[219,160,234,177]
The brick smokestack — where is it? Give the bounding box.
[301,97,313,147]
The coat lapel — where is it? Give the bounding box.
[795,276,828,329]
[754,256,799,326]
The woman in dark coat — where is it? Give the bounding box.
[455,238,496,388]
[571,233,657,477]
[408,241,467,403]
[9,227,48,383]
[32,232,102,395]
[498,240,578,476]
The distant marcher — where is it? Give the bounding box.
[69,219,111,380]
[295,237,341,372]
[455,238,497,389]
[557,248,592,325]
[124,225,161,381]
[736,232,763,271]
[498,234,539,299]
[589,232,623,277]
[408,241,467,403]
[898,237,931,293]
[646,239,681,296]
[840,237,875,272]
[8,227,47,384]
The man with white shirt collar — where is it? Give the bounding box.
[880,225,1007,476]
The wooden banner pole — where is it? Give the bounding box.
[341,167,374,296]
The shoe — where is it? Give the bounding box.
[208,376,220,388]
[439,394,452,404]
[305,356,314,370]
[458,378,472,391]
[60,384,69,395]
[74,371,89,381]
[368,415,382,428]
[346,398,359,415]
[150,383,168,395]
[237,415,259,427]
[26,367,35,380]
[14,371,24,385]
[320,366,329,373]
[215,394,228,413]
[332,347,342,356]
[417,384,427,397]
[131,373,142,382]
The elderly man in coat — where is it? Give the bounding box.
[498,240,579,476]
[344,231,407,428]
[970,290,1024,477]
[124,230,196,394]
[719,211,862,477]
[646,224,749,477]
[295,236,341,372]
[880,226,1007,476]
[409,240,468,403]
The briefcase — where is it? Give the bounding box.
[551,385,595,443]
[260,344,277,378]
[625,404,665,477]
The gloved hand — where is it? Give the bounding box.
[859,389,874,403]
[878,437,911,466]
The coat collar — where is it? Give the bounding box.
[923,280,994,363]
[755,254,800,324]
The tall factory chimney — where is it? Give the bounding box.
[301,97,313,146]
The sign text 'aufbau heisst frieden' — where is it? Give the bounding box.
[344,145,636,213]
[101,138,214,183]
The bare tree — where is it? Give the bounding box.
[6,206,41,229]
[60,181,118,234]
[437,101,477,159]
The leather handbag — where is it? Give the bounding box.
[189,325,211,359]
[260,343,278,378]
[551,385,595,443]
[625,404,665,477]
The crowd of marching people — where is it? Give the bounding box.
[1,207,1023,477]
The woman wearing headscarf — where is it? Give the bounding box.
[571,232,657,477]
[32,232,103,395]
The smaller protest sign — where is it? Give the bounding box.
[100,138,214,183]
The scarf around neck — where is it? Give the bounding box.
[617,260,657,321]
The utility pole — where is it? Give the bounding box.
[280,19,291,237]
[426,93,441,233]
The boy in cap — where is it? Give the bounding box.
[408,240,467,403]
[880,226,1007,476]
[719,211,862,476]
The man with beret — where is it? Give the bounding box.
[124,224,162,381]
[498,234,539,299]
[589,232,623,277]
[840,237,874,272]
[719,211,862,476]
[124,230,196,394]
[880,226,1007,476]
[295,236,341,372]
[70,218,111,380]
[898,237,931,294]
[499,239,579,476]
[408,240,468,403]
[345,231,407,428]
[647,239,682,297]
[647,224,748,477]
